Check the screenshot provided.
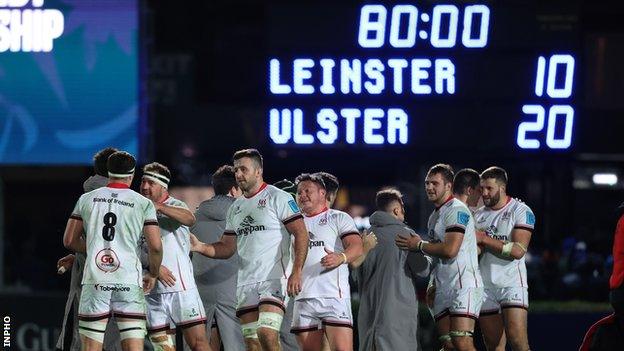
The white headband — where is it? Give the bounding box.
[142,171,170,189]
[108,168,135,178]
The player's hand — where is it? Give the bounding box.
[57,254,76,274]
[189,233,203,253]
[287,269,302,297]
[426,284,436,309]
[395,233,421,251]
[321,247,346,269]
[142,273,157,293]
[158,265,176,287]
[362,231,378,252]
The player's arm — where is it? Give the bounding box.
[143,224,163,277]
[395,231,463,259]
[350,231,377,268]
[323,233,363,268]
[285,217,308,296]
[477,229,530,260]
[189,232,237,259]
[155,202,196,226]
[62,218,86,253]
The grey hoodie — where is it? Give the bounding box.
[356,210,430,351]
[191,195,239,302]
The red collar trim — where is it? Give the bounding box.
[245,182,268,199]
[159,195,170,204]
[305,207,328,218]
[491,196,512,211]
[436,195,454,210]
[107,182,129,189]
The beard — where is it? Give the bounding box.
[484,189,501,207]
[238,177,257,192]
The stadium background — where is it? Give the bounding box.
[1,0,624,349]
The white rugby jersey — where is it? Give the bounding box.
[141,196,196,294]
[297,208,359,300]
[71,183,158,287]
[427,197,482,290]
[225,183,303,286]
[474,197,535,288]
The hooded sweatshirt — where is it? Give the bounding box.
[356,210,430,351]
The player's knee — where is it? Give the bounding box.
[78,320,107,344]
[148,332,174,351]
[256,326,279,345]
[184,327,210,351]
[450,330,474,351]
[256,311,282,345]
[118,320,147,341]
[507,336,529,351]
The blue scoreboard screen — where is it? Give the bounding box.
[266,2,587,153]
[0,0,139,164]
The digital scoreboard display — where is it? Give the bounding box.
[0,0,139,164]
[266,2,584,153]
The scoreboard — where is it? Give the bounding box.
[266,2,587,153]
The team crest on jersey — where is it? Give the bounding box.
[501,211,511,221]
[319,217,328,225]
[233,205,242,215]
[95,248,120,273]
[237,216,266,236]
[258,199,266,208]
[457,211,470,226]
[526,212,536,225]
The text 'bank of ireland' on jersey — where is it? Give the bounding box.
[427,198,482,290]
[71,183,158,287]
[224,183,303,286]
[474,198,535,288]
[140,196,196,294]
[299,208,360,300]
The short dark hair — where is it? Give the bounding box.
[314,172,339,200]
[376,188,403,211]
[93,147,118,177]
[143,162,171,187]
[212,165,237,195]
[107,151,136,178]
[427,163,454,184]
[481,166,508,185]
[232,148,263,169]
[295,173,326,190]
[453,168,480,195]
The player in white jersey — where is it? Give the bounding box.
[189,149,309,351]
[139,162,211,351]
[425,169,484,311]
[396,164,483,351]
[62,151,163,351]
[474,167,535,351]
[290,173,363,351]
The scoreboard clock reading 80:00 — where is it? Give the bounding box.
[267,4,576,150]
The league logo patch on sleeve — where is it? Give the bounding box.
[526,211,536,226]
[457,211,470,226]
[288,199,300,213]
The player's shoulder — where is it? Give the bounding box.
[327,208,353,221]
[265,184,291,199]
[510,198,533,213]
[164,195,187,208]
[449,198,470,212]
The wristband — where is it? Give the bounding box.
[418,240,429,253]
[340,252,348,264]
[501,241,514,257]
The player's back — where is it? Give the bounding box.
[73,184,157,287]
